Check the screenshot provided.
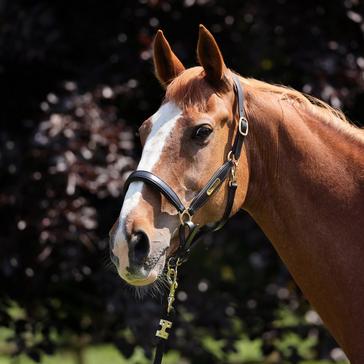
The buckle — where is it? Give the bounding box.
[229,162,237,187]
[238,117,249,136]
[227,151,239,166]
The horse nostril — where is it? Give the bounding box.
[129,231,150,266]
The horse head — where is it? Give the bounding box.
[109,25,250,286]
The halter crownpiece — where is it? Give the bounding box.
[122,72,248,364]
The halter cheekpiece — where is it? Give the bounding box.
[122,73,248,364]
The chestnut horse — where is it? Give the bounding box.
[109,25,364,362]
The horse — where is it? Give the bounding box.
[109,25,364,363]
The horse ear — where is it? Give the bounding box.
[153,30,185,88]
[197,24,227,83]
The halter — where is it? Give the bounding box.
[123,73,248,262]
[122,73,248,364]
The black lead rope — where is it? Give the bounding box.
[123,73,248,364]
[152,258,180,364]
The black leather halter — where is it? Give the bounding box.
[123,73,248,263]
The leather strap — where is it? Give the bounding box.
[123,170,186,213]
[231,73,248,160]
[153,339,165,364]
[233,73,245,123]
[206,181,237,233]
[188,160,234,215]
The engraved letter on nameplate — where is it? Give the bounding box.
[206,178,221,196]
[156,319,173,340]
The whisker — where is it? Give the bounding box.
[104,256,117,272]
[102,250,117,272]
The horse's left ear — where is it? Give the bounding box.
[153,30,185,88]
[197,24,227,83]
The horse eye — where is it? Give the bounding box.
[193,125,213,141]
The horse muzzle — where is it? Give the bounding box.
[111,229,168,286]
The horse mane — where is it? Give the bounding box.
[166,67,357,130]
[241,77,351,126]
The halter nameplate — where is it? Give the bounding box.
[206,178,222,196]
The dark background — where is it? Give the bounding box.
[0,0,363,362]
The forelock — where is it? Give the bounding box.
[165,66,230,111]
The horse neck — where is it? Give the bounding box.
[242,85,364,360]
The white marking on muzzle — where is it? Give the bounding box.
[113,102,182,250]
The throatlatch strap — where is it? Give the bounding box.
[210,181,237,231]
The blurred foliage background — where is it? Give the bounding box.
[0,0,363,363]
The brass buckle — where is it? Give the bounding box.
[227,151,239,166]
[229,163,237,187]
[239,116,249,136]
[227,151,237,164]
[227,152,238,187]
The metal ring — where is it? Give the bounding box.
[227,151,235,162]
[239,117,249,136]
[167,256,180,269]
[179,209,192,225]
[227,151,238,166]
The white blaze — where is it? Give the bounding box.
[114,102,182,248]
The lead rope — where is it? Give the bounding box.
[151,160,238,364]
[153,258,181,364]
